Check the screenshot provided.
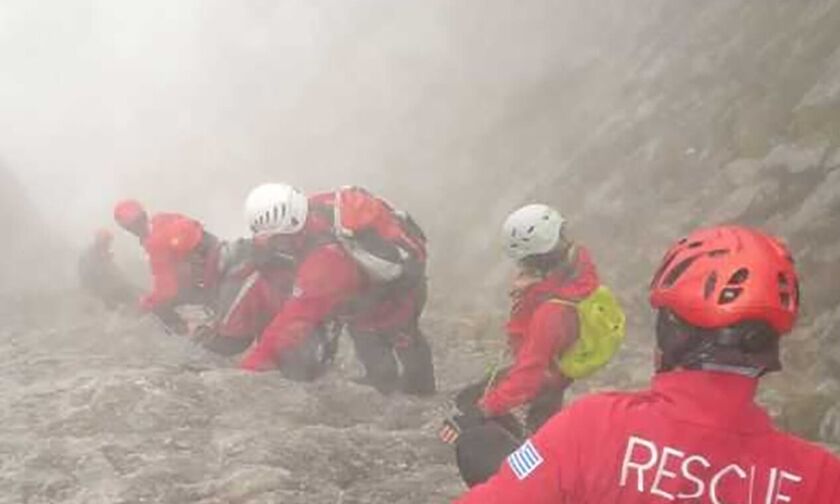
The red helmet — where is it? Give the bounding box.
[113,199,147,229]
[649,225,799,335]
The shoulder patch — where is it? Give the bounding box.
[507,439,544,481]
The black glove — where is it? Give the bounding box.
[439,409,486,445]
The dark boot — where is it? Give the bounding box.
[395,328,436,396]
[197,330,254,356]
[152,305,188,335]
[279,329,331,382]
[349,329,400,395]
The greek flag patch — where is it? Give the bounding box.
[507,439,544,480]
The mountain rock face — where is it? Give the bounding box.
[1,166,32,284]
[3,1,840,503]
[430,0,840,456]
[0,165,67,292]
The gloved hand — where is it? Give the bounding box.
[438,409,486,445]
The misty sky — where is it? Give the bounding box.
[0,1,635,246]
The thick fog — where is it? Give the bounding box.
[4,0,840,345]
[1,1,627,241]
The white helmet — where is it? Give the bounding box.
[502,204,566,259]
[245,183,309,236]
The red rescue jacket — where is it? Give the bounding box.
[480,246,599,416]
[458,370,840,503]
[139,213,218,311]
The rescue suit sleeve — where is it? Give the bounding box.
[454,398,589,503]
[139,249,180,311]
[240,244,360,371]
[480,303,577,417]
[804,441,840,500]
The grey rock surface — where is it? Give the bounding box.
[0,298,484,504]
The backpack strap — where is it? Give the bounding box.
[482,349,509,398]
[548,298,578,308]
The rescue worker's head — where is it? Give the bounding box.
[93,228,113,253]
[502,204,571,276]
[245,183,309,259]
[649,226,800,377]
[114,199,149,239]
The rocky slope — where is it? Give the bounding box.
[0,167,68,292]
[0,294,492,504]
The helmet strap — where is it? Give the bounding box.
[698,363,762,378]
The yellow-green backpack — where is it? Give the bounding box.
[550,285,626,379]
